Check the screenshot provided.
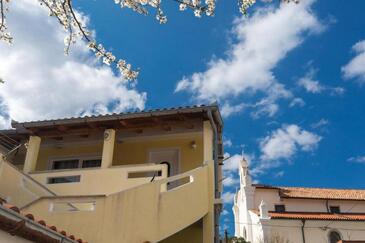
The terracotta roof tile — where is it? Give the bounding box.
[254,184,365,201]
[0,199,85,242]
[279,187,365,200]
[251,210,365,221]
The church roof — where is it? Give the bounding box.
[250,210,365,221]
[254,184,365,201]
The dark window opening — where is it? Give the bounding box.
[47,175,80,184]
[128,170,162,178]
[274,204,286,212]
[329,231,341,243]
[51,157,102,170]
[52,160,79,170]
[82,159,102,168]
[330,206,341,214]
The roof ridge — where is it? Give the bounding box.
[255,184,365,191]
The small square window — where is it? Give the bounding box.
[275,204,286,212]
[48,175,80,184]
[330,206,340,214]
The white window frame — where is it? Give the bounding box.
[48,155,102,170]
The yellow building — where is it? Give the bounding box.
[0,104,224,243]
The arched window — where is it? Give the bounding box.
[242,227,247,240]
[328,230,342,243]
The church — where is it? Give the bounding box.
[233,158,365,243]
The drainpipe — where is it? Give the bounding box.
[301,219,306,243]
[207,108,220,243]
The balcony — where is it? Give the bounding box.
[29,163,168,196]
[22,161,214,243]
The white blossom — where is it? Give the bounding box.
[179,3,187,11]
[0,0,299,81]
[194,9,201,17]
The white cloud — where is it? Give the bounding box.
[221,103,246,118]
[223,153,244,173]
[342,40,365,83]
[251,83,292,118]
[298,76,323,93]
[0,0,146,127]
[311,118,329,129]
[250,124,321,176]
[176,0,322,117]
[223,138,233,148]
[260,124,321,161]
[289,97,305,107]
[222,191,235,204]
[223,176,239,187]
[222,153,241,189]
[298,69,345,95]
[274,171,285,178]
[222,209,229,216]
[347,156,365,164]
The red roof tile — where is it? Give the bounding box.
[0,199,87,243]
[254,184,365,201]
[251,210,365,221]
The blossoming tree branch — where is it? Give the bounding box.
[0,0,298,81]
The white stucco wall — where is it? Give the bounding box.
[268,220,365,243]
[254,189,365,213]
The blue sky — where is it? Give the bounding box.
[1,0,365,237]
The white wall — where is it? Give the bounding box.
[254,189,365,213]
[269,220,365,243]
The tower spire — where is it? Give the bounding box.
[239,152,252,188]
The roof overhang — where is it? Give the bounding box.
[3,105,223,139]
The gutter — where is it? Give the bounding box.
[207,107,222,243]
[207,108,220,200]
[0,205,77,243]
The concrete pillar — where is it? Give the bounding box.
[101,129,115,169]
[23,136,41,173]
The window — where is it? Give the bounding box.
[328,231,341,243]
[330,206,341,214]
[51,201,95,212]
[50,157,101,170]
[275,204,286,212]
[48,175,80,184]
[82,159,102,168]
[52,159,79,170]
